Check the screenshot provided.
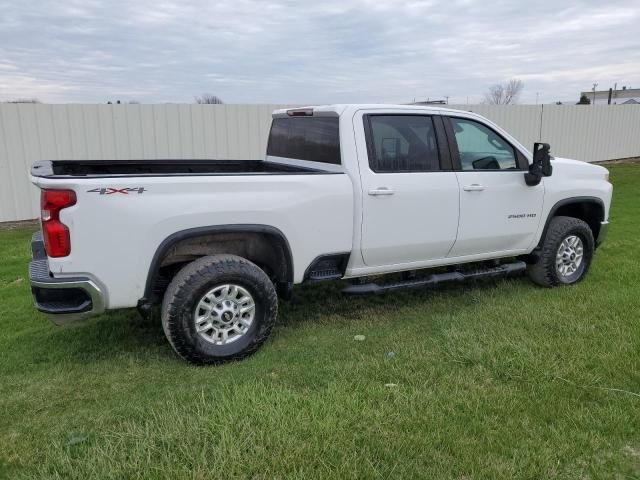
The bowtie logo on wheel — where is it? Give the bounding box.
[87,187,146,195]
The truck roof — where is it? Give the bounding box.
[271,104,533,160]
[272,104,472,118]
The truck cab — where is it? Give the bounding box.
[269,105,610,279]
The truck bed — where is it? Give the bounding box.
[31,159,335,178]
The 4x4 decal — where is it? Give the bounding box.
[87,187,146,195]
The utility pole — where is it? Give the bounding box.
[592,82,598,105]
[444,95,449,105]
[535,92,539,104]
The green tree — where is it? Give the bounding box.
[577,94,591,105]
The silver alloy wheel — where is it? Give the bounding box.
[193,284,256,345]
[556,235,584,277]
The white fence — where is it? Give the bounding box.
[1,103,639,222]
[450,104,640,163]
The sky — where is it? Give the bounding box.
[0,0,638,105]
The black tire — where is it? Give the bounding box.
[161,255,278,364]
[527,216,594,287]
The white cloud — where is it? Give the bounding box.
[0,0,638,104]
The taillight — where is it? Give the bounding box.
[41,189,76,257]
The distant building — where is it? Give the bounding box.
[580,86,640,105]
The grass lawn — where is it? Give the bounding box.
[1,163,639,479]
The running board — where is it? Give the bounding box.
[342,261,526,295]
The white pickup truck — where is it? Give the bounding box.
[29,104,612,364]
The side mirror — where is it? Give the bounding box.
[535,142,553,177]
[525,142,553,186]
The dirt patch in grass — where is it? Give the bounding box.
[0,219,39,231]
[594,156,640,165]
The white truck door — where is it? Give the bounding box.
[357,113,460,267]
[444,116,544,257]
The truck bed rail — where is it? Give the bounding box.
[31,159,340,178]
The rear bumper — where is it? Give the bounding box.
[29,232,105,325]
[596,221,609,247]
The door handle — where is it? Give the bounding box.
[463,184,485,192]
[368,187,394,196]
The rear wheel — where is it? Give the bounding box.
[161,255,278,364]
[527,216,594,287]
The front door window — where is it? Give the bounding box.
[450,117,518,171]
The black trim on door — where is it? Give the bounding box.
[515,150,529,170]
[433,116,453,170]
[442,116,461,170]
[443,116,529,172]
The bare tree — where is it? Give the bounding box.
[484,79,524,104]
[194,93,224,104]
[5,98,41,103]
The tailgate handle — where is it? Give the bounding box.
[368,187,394,196]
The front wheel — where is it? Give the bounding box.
[527,216,595,287]
[161,255,278,364]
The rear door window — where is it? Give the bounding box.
[365,115,441,172]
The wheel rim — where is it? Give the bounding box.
[193,284,256,345]
[555,235,584,278]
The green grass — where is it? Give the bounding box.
[1,164,639,479]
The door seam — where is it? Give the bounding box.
[446,171,462,257]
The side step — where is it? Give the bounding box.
[342,261,526,295]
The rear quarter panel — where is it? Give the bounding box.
[32,173,354,309]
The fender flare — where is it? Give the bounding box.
[141,224,294,303]
[535,196,605,248]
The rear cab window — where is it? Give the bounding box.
[267,117,341,166]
